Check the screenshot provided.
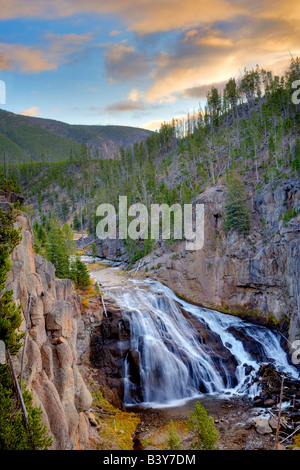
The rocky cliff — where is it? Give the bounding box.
[6,211,94,450]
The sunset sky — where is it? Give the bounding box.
[0,0,300,130]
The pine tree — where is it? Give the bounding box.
[224,77,239,122]
[292,139,300,173]
[0,207,24,355]
[207,86,222,129]
[73,213,81,232]
[70,256,91,290]
[91,242,97,261]
[45,218,70,278]
[23,388,53,449]
[0,291,24,356]
[188,401,219,450]
[165,420,183,450]
[0,365,52,450]
[61,223,76,258]
[223,173,251,235]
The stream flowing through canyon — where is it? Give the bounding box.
[108,279,298,406]
[86,257,299,405]
[85,256,300,449]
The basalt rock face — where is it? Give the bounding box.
[141,179,300,347]
[6,212,93,450]
[89,297,131,408]
[77,235,129,263]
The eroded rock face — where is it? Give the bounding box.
[90,298,131,409]
[77,235,129,263]
[140,179,300,348]
[6,212,93,450]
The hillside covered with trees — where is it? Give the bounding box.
[3,59,299,264]
[0,109,152,163]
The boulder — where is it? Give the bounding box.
[73,365,93,412]
[76,412,90,449]
[46,300,73,338]
[86,411,98,427]
[253,417,273,435]
[32,371,71,450]
[263,398,276,407]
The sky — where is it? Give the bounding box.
[0,0,300,131]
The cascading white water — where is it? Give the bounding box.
[103,278,299,407]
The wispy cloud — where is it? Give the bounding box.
[109,30,121,37]
[101,85,168,114]
[104,41,151,82]
[102,100,146,114]
[0,43,57,73]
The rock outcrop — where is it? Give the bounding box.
[6,212,93,450]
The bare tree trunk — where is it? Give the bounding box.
[6,349,29,428]
[100,295,107,318]
[210,157,215,185]
[20,287,34,388]
[275,376,284,450]
[3,150,7,179]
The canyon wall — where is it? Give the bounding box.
[6,211,94,449]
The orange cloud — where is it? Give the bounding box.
[0,33,94,73]
[20,106,40,117]
[0,43,57,73]
[143,13,300,103]
[0,1,300,38]
[0,0,244,29]
[141,119,164,131]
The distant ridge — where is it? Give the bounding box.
[0,108,152,163]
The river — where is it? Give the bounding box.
[82,255,300,450]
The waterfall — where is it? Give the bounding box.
[103,278,299,407]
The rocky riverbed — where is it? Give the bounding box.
[129,394,300,451]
